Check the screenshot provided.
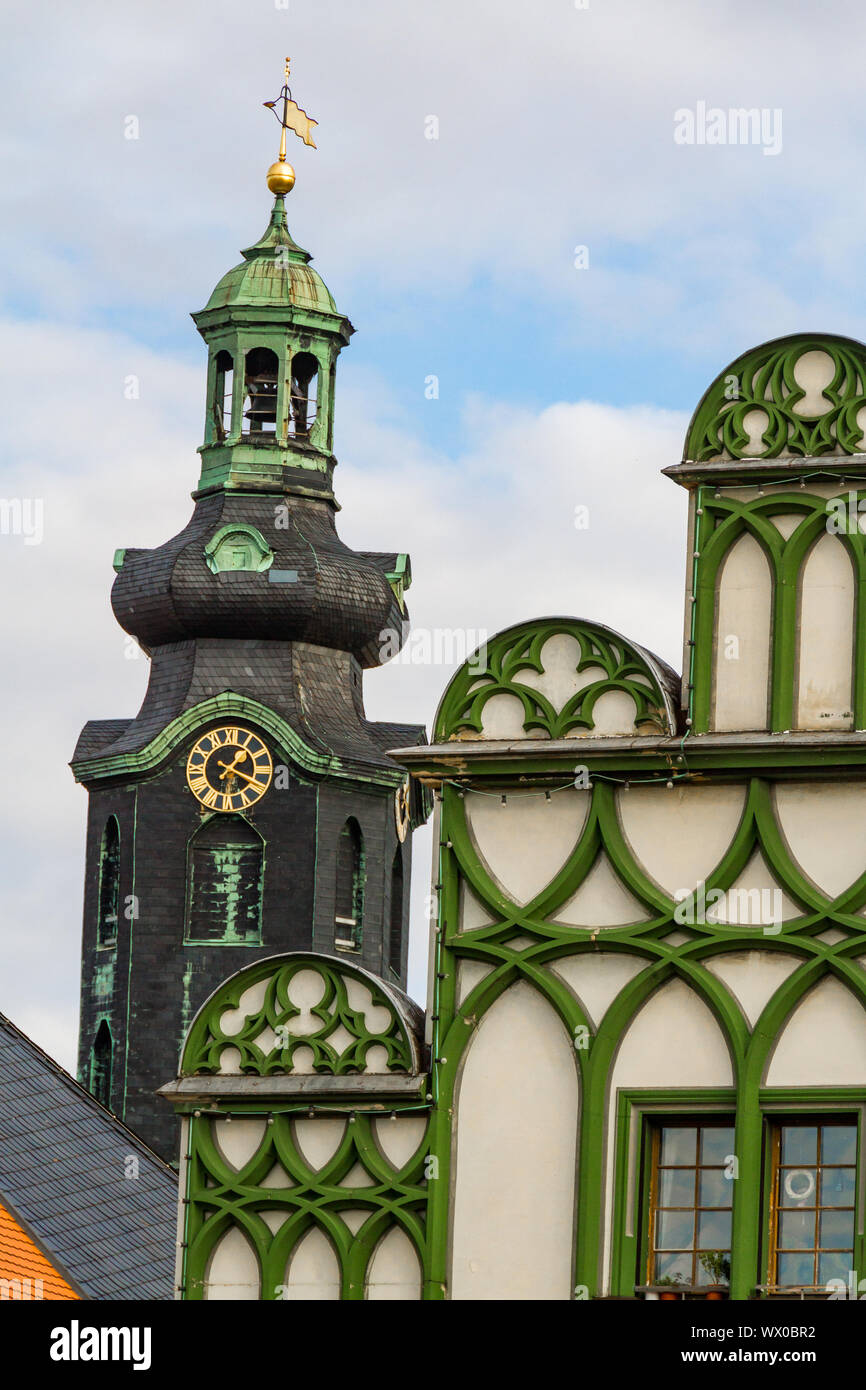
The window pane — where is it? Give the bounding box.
[700,1127,735,1164]
[781,1126,817,1165]
[820,1167,856,1208]
[699,1169,732,1209]
[654,1251,691,1285]
[660,1127,697,1165]
[779,1167,818,1206]
[821,1126,856,1165]
[659,1168,695,1208]
[656,1209,694,1251]
[777,1252,814,1286]
[697,1209,732,1249]
[819,1209,854,1249]
[779,1210,816,1251]
[818,1251,851,1286]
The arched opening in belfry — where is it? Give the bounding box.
[243,347,279,435]
[335,818,365,948]
[388,846,404,979]
[185,816,264,944]
[97,816,120,948]
[289,351,319,439]
[91,1021,113,1110]
[212,350,234,441]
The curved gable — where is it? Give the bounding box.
[180,952,425,1077]
[685,332,866,463]
[433,617,679,743]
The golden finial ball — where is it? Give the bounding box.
[267,161,296,195]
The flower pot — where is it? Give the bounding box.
[705,1289,725,1300]
[659,1291,680,1301]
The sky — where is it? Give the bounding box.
[2,0,865,1072]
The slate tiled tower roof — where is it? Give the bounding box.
[0,1012,176,1299]
[71,181,430,1161]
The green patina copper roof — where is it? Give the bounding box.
[203,195,338,315]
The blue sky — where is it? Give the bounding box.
[3,0,866,1068]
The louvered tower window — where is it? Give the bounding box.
[335,818,365,948]
[388,847,404,979]
[212,349,233,441]
[90,1021,113,1109]
[97,816,120,948]
[289,351,318,437]
[185,816,264,944]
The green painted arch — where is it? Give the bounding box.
[743,950,866,1094]
[433,617,679,743]
[692,489,866,731]
[685,332,866,462]
[71,692,405,788]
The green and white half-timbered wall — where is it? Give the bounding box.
[165,333,866,1298]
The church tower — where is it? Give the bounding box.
[71,63,429,1160]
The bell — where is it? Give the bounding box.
[244,370,278,431]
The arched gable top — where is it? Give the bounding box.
[433,616,680,743]
[683,332,866,466]
[179,951,426,1077]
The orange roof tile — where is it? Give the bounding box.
[0,1199,79,1300]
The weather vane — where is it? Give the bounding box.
[263,57,318,196]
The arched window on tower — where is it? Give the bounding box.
[289,351,318,439]
[90,1021,113,1109]
[243,347,279,435]
[185,816,264,944]
[212,350,233,441]
[388,846,404,980]
[335,818,365,949]
[97,816,120,948]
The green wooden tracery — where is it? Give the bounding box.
[183,1110,430,1300]
[685,334,866,462]
[424,771,866,1300]
[183,955,417,1076]
[177,955,433,1300]
[434,618,677,742]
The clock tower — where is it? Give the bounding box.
[71,64,429,1161]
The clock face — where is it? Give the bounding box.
[186,726,273,812]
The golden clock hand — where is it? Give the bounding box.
[217,758,259,787]
[217,750,249,781]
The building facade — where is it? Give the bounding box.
[165,333,866,1299]
[72,189,428,1161]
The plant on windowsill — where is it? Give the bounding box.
[656,1274,687,1301]
[698,1251,731,1300]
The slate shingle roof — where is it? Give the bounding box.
[0,1012,177,1300]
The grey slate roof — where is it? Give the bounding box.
[0,1011,177,1300]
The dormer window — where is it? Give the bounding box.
[289,351,318,439]
[243,348,279,435]
[204,524,274,576]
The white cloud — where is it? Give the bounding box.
[4,0,866,347]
